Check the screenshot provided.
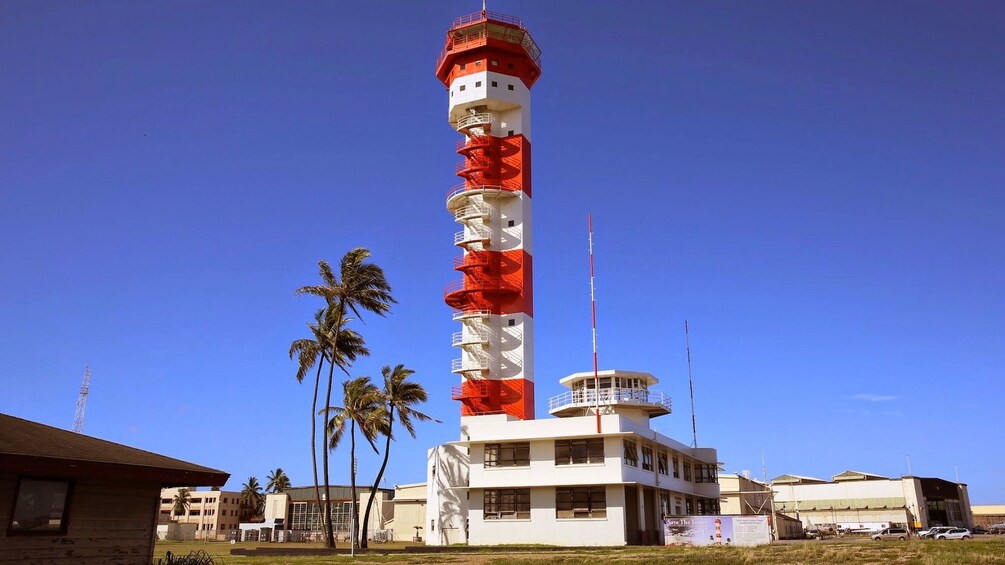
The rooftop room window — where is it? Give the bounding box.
[555,438,604,465]
[641,446,654,471]
[484,442,530,467]
[623,440,638,467]
[483,488,530,520]
[8,478,73,535]
[556,486,606,519]
[657,452,669,475]
[695,463,718,484]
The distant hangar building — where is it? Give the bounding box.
[771,470,972,530]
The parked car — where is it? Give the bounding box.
[871,527,909,541]
[934,528,972,540]
[971,526,989,535]
[919,526,953,539]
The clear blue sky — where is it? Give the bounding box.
[2,1,1002,504]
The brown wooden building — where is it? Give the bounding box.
[0,413,228,564]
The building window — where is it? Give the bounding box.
[508,130,514,136]
[672,454,680,478]
[476,60,482,66]
[641,446,654,471]
[8,478,73,534]
[507,84,514,91]
[623,440,638,467]
[555,438,604,465]
[483,489,530,519]
[697,498,720,515]
[657,452,669,475]
[683,461,692,482]
[508,319,516,326]
[556,486,607,519]
[491,60,498,66]
[674,496,683,515]
[492,81,498,87]
[484,442,530,467]
[475,81,482,87]
[459,85,466,91]
[695,463,718,484]
[460,64,466,70]
[507,220,515,227]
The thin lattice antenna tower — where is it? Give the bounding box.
[73,366,91,433]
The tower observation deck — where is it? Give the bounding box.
[438,10,541,420]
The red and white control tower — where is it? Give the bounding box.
[437,10,542,420]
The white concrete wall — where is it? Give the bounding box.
[468,485,626,546]
[448,71,532,141]
[426,445,469,546]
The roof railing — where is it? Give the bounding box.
[451,10,525,30]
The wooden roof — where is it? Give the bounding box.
[0,413,228,487]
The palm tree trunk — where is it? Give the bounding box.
[310,358,327,546]
[360,405,394,549]
[350,419,359,550]
[321,300,346,548]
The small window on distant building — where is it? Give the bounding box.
[508,220,515,227]
[491,81,498,87]
[475,81,482,87]
[641,446,654,471]
[8,478,73,535]
[508,319,516,326]
[459,85,466,91]
[507,84,514,91]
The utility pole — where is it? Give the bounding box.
[72,366,91,433]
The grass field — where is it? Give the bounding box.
[154,538,1005,565]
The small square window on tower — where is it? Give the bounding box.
[508,130,514,136]
[475,81,482,87]
[491,81,498,87]
[476,60,482,66]
[507,84,515,91]
[491,60,498,66]
[508,319,516,327]
[508,220,515,227]
[460,64,466,70]
[460,85,466,91]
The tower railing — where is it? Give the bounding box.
[454,203,491,221]
[453,226,491,246]
[446,183,519,203]
[452,309,492,321]
[451,328,490,346]
[451,352,491,374]
[456,113,494,131]
[547,388,673,413]
[437,17,542,70]
[451,10,526,30]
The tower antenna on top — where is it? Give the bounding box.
[685,321,697,447]
[589,214,601,433]
[73,366,91,433]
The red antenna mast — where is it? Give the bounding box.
[589,214,601,433]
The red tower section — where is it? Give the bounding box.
[438,11,541,420]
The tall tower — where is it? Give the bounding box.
[73,365,90,433]
[438,10,542,420]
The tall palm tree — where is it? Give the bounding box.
[240,476,264,521]
[297,249,395,547]
[359,364,438,548]
[266,468,291,494]
[325,376,385,549]
[171,488,191,518]
[289,306,368,546]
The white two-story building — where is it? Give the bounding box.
[427,370,721,546]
